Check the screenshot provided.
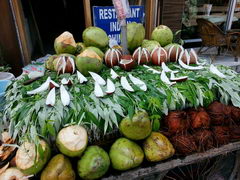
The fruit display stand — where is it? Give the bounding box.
[1,22,240,179]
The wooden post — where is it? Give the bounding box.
[145,0,157,39]
[83,0,92,27]
[10,0,31,65]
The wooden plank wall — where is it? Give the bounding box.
[0,0,23,76]
[161,0,185,33]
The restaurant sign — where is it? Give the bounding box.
[93,5,144,44]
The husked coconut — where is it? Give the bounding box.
[179,49,190,65]
[132,47,151,65]
[0,168,29,180]
[151,47,168,66]
[104,48,122,67]
[119,55,136,71]
[165,44,184,62]
[16,140,51,175]
[56,125,88,157]
[54,55,75,74]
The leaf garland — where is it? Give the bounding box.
[2,63,240,144]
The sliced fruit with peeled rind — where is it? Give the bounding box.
[46,87,56,106]
[120,77,134,92]
[128,74,147,91]
[161,71,176,85]
[178,59,204,70]
[89,72,106,86]
[77,71,88,84]
[27,77,51,95]
[170,72,188,82]
[110,69,119,79]
[209,64,226,78]
[60,85,70,106]
[94,82,104,98]
[105,79,115,94]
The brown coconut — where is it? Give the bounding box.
[193,129,214,152]
[171,133,197,155]
[166,45,184,62]
[207,101,231,125]
[119,55,136,71]
[188,108,211,129]
[165,111,190,134]
[189,48,198,64]
[104,48,122,67]
[132,47,151,65]
[212,126,230,146]
[179,49,190,65]
[151,47,168,66]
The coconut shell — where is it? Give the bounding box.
[189,48,198,64]
[188,108,210,129]
[193,129,214,152]
[230,125,240,141]
[230,106,240,122]
[165,111,190,134]
[212,126,230,146]
[119,55,136,71]
[104,48,122,67]
[132,47,151,65]
[151,47,168,66]
[179,49,190,65]
[171,133,197,155]
[166,45,184,62]
[207,101,231,125]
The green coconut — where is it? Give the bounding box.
[76,42,86,54]
[143,132,175,162]
[16,140,51,175]
[152,118,161,132]
[127,22,145,52]
[78,146,110,180]
[109,138,144,171]
[85,46,104,59]
[45,55,58,71]
[76,49,103,76]
[164,43,181,51]
[151,25,173,47]
[141,39,160,53]
[56,125,88,158]
[40,154,75,180]
[54,31,77,55]
[83,27,109,50]
[120,111,152,140]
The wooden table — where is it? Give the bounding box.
[183,14,239,27]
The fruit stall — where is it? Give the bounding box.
[1,3,240,180]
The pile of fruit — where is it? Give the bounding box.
[163,101,240,155]
[1,22,240,179]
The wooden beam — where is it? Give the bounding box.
[10,0,31,65]
[83,0,92,28]
[145,0,156,39]
[0,0,23,75]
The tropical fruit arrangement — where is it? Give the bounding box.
[1,22,240,179]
